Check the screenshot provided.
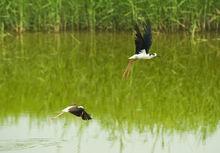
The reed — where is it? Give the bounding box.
[0,0,219,33]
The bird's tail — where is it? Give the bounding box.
[81,111,92,120]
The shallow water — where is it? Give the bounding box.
[1,116,220,153]
[0,32,220,153]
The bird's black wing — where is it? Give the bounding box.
[142,25,152,53]
[134,24,144,54]
[69,106,83,117]
[81,111,92,120]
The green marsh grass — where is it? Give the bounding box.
[0,32,220,139]
[0,0,219,33]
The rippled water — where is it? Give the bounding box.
[0,32,220,153]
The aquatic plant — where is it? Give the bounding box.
[0,0,219,33]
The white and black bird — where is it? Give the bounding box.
[123,24,158,78]
[52,104,92,120]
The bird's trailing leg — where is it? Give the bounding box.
[51,112,64,119]
[122,60,135,79]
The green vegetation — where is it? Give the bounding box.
[0,33,220,138]
[0,0,219,33]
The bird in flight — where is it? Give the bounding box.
[52,104,92,120]
[123,24,158,78]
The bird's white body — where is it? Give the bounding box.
[62,106,84,112]
[128,49,157,60]
[62,105,84,112]
[62,106,73,112]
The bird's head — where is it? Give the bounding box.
[78,105,84,109]
[150,53,158,58]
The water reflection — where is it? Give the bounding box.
[0,32,220,153]
[0,116,220,153]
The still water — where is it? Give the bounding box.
[0,32,220,153]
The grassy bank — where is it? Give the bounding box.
[0,0,219,33]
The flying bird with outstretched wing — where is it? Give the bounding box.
[123,24,158,78]
[52,104,92,120]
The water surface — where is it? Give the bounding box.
[0,32,220,153]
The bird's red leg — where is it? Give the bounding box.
[51,112,64,119]
[126,60,134,78]
[122,62,130,78]
[123,60,134,79]
[126,64,132,78]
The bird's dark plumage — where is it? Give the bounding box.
[81,111,92,120]
[134,24,152,54]
[68,105,92,120]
